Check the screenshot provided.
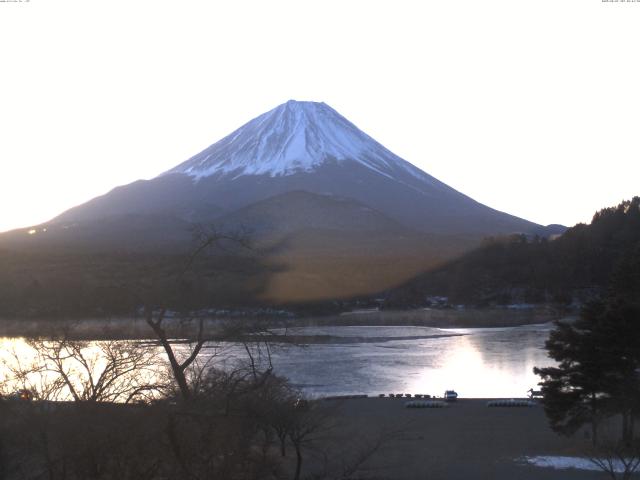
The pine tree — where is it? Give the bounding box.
[605,242,640,445]
[534,246,640,446]
[534,301,610,445]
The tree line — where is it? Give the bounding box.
[386,197,640,307]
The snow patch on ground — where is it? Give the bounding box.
[521,456,636,473]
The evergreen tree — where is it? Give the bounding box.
[604,242,640,445]
[534,248,640,446]
[534,301,609,445]
[393,196,640,307]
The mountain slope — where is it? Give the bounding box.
[215,190,409,237]
[54,100,547,237]
[0,100,565,307]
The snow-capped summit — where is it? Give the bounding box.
[164,100,428,182]
[3,100,560,304]
[50,99,549,240]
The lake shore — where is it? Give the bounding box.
[317,397,601,480]
[0,306,564,339]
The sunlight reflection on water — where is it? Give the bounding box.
[264,324,556,398]
[0,323,556,399]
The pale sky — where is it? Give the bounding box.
[1,0,639,233]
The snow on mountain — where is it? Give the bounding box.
[0,99,559,305]
[164,100,432,183]
[47,99,547,239]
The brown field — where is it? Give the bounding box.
[314,397,611,480]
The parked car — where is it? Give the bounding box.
[444,390,458,402]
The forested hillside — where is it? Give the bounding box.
[387,197,640,307]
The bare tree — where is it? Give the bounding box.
[1,343,67,402]
[22,337,163,403]
[144,307,207,401]
[286,401,335,480]
[585,440,640,480]
[141,225,255,402]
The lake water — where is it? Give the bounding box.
[250,323,556,398]
[1,322,557,400]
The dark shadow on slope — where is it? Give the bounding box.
[12,196,636,318]
[0,223,479,318]
[0,233,291,319]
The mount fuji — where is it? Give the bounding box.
[1,100,562,302]
[165,100,437,181]
[50,100,549,236]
